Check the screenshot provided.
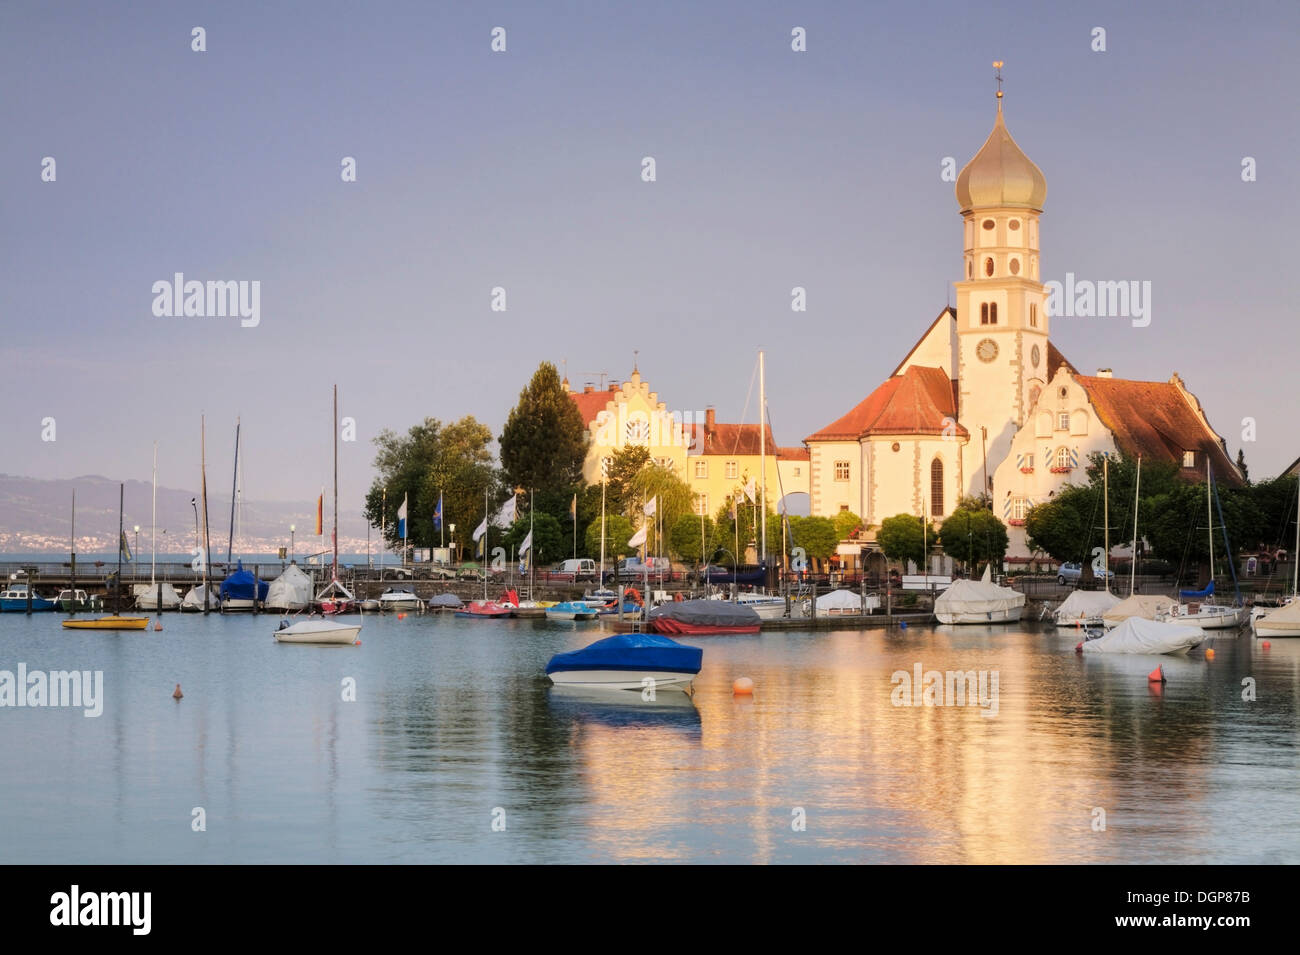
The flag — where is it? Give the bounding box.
[519,530,533,556]
[729,496,737,520]
[493,496,517,528]
[643,496,657,517]
[628,526,647,548]
[397,494,408,539]
[316,489,323,535]
[120,532,133,563]
[569,493,577,519]
[433,493,443,531]
[742,478,756,503]
[472,516,489,542]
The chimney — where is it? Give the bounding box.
[583,384,594,394]
[705,406,716,428]
[1096,368,1113,378]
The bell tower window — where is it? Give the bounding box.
[984,257,994,277]
[1030,303,1037,327]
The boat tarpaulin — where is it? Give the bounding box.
[219,562,269,601]
[815,589,878,612]
[648,599,761,628]
[1101,594,1175,627]
[427,592,464,608]
[1180,580,1215,599]
[546,633,702,675]
[265,563,312,609]
[1054,589,1121,620]
[934,578,1025,617]
[1082,617,1204,654]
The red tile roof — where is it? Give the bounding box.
[805,365,967,442]
[1074,374,1243,486]
[777,446,810,461]
[688,422,778,456]
[569,387,620,427]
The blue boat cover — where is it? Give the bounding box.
[1179,580,1215,599]
[546,632,702,675]
[220,561,269,601]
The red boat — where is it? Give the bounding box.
[647,599,761,635]
[455,600,513,619]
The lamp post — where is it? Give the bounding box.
[290,524,296,563]
[448,524,456,564]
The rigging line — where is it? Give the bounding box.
[729,356,761,456]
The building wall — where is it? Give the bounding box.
[864,435,963,527]
[580,373,689,485]
[687,452,782,520]
[808,440,862,518]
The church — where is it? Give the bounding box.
[805,86,1241,564]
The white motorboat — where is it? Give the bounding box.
[1158,601,1243,630]
[377,587,423,611]
[1080,616,1204,655]
[545,633,702,691]
[1054,589,1121,629]
[1252,598,1300,638]
[273,618,361,645]
[934,566,1025,624]
[734,592,788,619]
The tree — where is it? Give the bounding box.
[833,510,863,542]
[877,514,933,569]
[1023,485,1095,564]
[498,362,587,494]
[502,512,564,566]
[669,513,717,564]
[605,446,651,515]
[585,513,635,564]
[628,463,695,555]
[364,416,498,559]
[937,504,1009,571]
[787,515,838,564]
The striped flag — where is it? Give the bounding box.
[519,530,533,556]
[120,532,133,563]
[397,494,408,539]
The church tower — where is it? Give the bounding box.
[953,67,1050,499]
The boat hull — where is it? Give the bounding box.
[61,616,150,630]
[650,618,759,636]
[547,669,696,691]
[935,607,1023,625]
[0,598,57,612]
[273,622,361,644]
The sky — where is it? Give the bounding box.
[3,0,1298,514]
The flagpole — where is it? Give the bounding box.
[440,490,445,549]
[380,487,385,576]
[529,488,535,601]
[600,478,607,592]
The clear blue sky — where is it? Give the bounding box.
[3,0,1297,508]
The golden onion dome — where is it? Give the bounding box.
[955,103,1047,212]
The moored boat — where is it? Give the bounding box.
[57,589,102,613]
[133,581,182,610]
[648,598,760,635]
[377,587,423,611]
[273,618,361,645]
[1252,598,1300,638]
[545,632,702,691]
[1101,594,1176,629]
[1054,589,1121,629]
[427,592,464,612]
[733,592,788,619]
[220,561,268,611]
[0,584,57,612]
[62,615,150,630]
[1079,616,1204,655]
[264,563,313,612]
[181,584,221,612]
[454,600,513,619]
[546,600,599,621]
[933,567,1024,624]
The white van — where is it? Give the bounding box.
[558,558,597,581]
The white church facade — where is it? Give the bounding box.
[806,88,1240,562]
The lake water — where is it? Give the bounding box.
[1,611,1297,864]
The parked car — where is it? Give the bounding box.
[1056,562,1115,585]
[556,558,598,581]
[605,557,670,581]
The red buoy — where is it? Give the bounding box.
[1075,641,1084,654]
[172,683,183,700]
[1147,665,1166,684]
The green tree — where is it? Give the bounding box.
[628,463,695,555]
[1023,485,1095,564]
[669,513,717,564]
[364,416,498,559]
[605,446,651,515]
[877,514,933,569]
[833,510,863,542]
[498,362,587,494]
[788,515,838,564]
[502,512,565,566]
[937,504,1009,572]
[585,513,635,564]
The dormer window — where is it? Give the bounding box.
[1182,450,1196,468]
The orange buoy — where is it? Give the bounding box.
[732,677,754,696]
[1262,641,1271,649]
[1075,641,1084,654]
[354,639,362,646]
[172,683,183,700]
[1205,648,1215,660]
[154,619,163,631]
[397,612,406,620]
[1147,665,1166,684]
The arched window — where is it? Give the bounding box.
[1055,446,1071,470]
[980,303,989,325]
[989,303,997,324]
[930,458,944,517]
[984,257,994,277]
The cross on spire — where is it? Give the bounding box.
[993,60,1004,103]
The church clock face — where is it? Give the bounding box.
[1031,344,1041,368]
[976,338,999,363]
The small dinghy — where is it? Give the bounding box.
[1079,616,1204,655]
[648,599,760,635]
[273,618,361,645]
[454,600,512,619]
[546,600,599,621]
[545,632,702,691]
[62,615,150,630]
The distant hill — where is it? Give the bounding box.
[0,473,369,554]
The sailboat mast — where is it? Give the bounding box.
[227,419,239,565]
[1206,459,1214,583]
[333,384,339,582]
[70,490,76,601]
[1103,456,1109,592]
[151,441,157,585]
[759,349,767,564]
[201,415,212,612]
[1293,470,1299,596]
[1130,456,1141,597]
[117,483,124,609]
[529,488,535,600]
[600,478,607,586]
[483,485,489,603]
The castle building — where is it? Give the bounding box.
[805,88,1240,562]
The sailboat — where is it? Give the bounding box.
[1055,455,1120,628]
[456,488,513,618]
[1158,461,1244,629]
[134,442,181,610]
[730,350,785,618]
[280,385,361,644]
[1253,473,1300,637]
[63,483,149,630]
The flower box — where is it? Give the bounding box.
[1019,467,1034,474]
[1049,465,1073,473]
[1008,519,1026,526]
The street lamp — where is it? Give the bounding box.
[448,524,456,563]
[290,524,296,563]
[190,498,199,557]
